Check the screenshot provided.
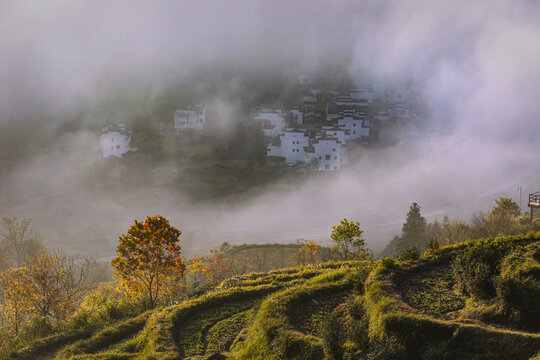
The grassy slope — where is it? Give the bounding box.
[8,235,540,360]
[8,262,357,360]
[364,233,540,360]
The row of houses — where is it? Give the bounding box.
[260,80,419,171]
[265,120,369,171]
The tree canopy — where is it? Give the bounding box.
[330,219,368,260]
[111,215,186,307]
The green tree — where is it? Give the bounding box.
[330,219,367,260]
[111,215,186,308]
[492,197,521,217]
[399,203,427,252]
[471,198,523,238]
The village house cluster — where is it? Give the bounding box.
[259,74,419,171]
[99,73,419,171]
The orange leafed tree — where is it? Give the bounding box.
[204,249,232,285]
[292,240,320,266]
[111,215,186,308]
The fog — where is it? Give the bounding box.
[1,0,540,256]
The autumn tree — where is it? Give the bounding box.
[1,218,44,268]
[330,219,368,260]
[188,255,209,288]
[0,268,31,335]
[292,240,320,266]
[204,249,232,284]
[25,253,91,325]
[111,215,186,308]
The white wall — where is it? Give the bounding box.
[262,125,278,138]
[307,139,342,171]
[322,127,347,143]
[280,130,310,164]
[266,144,281,157]
[337,116,369,140]
[100,130,131,158]
[255,111,285,134]
[174,107,205,131]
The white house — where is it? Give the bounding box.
[100,124,131,159]
[322,126,348,144]
[337,114,370,140]
[280,129,310,164]
[305,136,343,171]
[255,109,286,137]
[266,138,282,157]
[174,105,206,133]
[267,129,310,164]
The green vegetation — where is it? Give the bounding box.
[382,197,540,257]
[2,214,540,359]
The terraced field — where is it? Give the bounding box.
[400,262,466,318]
[7,234,540,359]
[363,235,540,360]
[8,262,359,360]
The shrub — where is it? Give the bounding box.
[495,243,540,330]
[452,237,515,299]
[351,262,373,294]
[377,258,398,274]
[398,246,421,262]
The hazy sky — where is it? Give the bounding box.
[1,0,540,255]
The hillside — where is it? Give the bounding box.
[5,234,540,360]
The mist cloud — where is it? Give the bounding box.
[1,0,540,255]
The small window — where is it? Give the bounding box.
[353,131,356,134]
[335,156,337,160]
[325,155,330,160]
[332,148,336,152]
[116,145,120,149]
[319,156,322,160]
[353,123,357,126]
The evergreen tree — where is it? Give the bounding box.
[399,202,427,252]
